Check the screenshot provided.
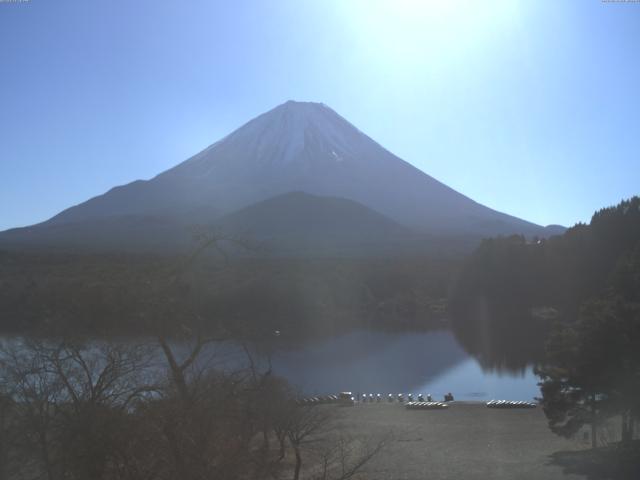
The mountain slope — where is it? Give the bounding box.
[0,215,189,253]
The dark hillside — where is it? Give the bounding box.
[0,249,456,337]
[450,196,640,369]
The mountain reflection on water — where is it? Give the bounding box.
[1,330,539,402]
[208,330,540,401]
[2,330,539,401]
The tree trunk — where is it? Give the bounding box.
[621,410,635,444]
[591,395,597,449]
[39,429,55,480]
[158,338,190,403]
[163,423,189,480]
[277,433,286,460]
[293,446,302,480]
[622,411,630,444]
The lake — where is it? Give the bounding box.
[1,330,540,402]
[249,330,540,401]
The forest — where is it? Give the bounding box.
[450,196,640,369]
[0,248,454,341]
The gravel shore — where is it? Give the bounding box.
[332,401,589,480]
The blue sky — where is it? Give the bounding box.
[0,0,638,231]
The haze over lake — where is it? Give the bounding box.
[270,330,539,400]
[181,329,539,401]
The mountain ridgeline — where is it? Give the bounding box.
[0,101,562,255]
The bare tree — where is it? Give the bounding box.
[0,338,156,480]
[270,402,390,480]
[312,433,388,480]
[283,404,333,480]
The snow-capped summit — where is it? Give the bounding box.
[170,100,369,175]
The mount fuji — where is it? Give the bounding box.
[0,101,563,254]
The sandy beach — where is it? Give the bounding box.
[329,401,590,480]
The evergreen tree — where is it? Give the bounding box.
[536,246,640,447]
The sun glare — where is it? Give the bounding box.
[342,0,524,72]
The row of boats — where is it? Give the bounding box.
[296,392,437,406]
[486,400,536,409]
[405,401,449,410]
[352,393,438,403]
[296,395,537,409]
[296,395,343,405]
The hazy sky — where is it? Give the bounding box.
[1,0,638,231]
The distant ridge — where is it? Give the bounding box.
[215,191,424,255]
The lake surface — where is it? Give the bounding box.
[1,330,539,402]
[254,330,540,401]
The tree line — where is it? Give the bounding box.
[536,239,640,448]
[450,196,640,369]
[0,250,455,340]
